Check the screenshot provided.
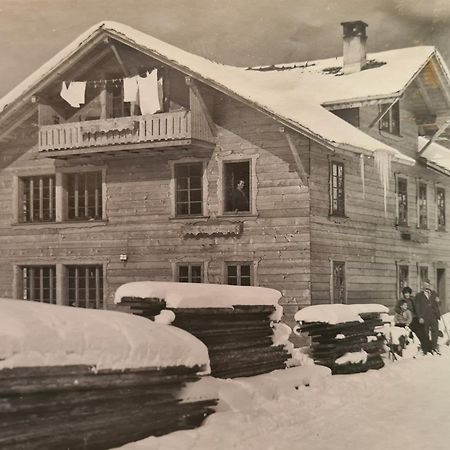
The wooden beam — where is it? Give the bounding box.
[0,106,38,142]
[185,77,216,137]
[280,127,309,186]
[418,119,450,155]
[109,43,129,77]
[368,98,399,129]
[415,76,434,113]
[431,59,450,108]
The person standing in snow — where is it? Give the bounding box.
[413,280,441,354]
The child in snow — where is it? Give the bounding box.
[394,299,413,327]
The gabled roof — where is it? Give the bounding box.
[1,21,440,165]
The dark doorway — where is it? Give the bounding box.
[437,268,447,313]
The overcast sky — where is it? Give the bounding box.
[1,0,450,98]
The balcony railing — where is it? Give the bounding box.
[38,110,214,153]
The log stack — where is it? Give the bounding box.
[0,298,217,450]
[295,304,387,375]
[115,282,291,379]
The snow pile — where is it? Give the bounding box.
[180,365,331,413]
[114,281,282,308]
[335,334,346,340]
[348,304,389,315]
[335,351,368,365]
[376,323,421,359]
[154,310,176,325]
[295,304,363,324]
[271,322,293,352]
[0,298,209,372]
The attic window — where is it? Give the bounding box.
[379,102,400,135]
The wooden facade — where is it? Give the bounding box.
[1,26,450,332]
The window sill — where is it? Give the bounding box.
[217,213,258,219]
[169,215,210,222]
[378,129,403,140]
[12,220,108,229]
[328,214,349,223]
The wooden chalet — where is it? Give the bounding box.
[1,20,450,331]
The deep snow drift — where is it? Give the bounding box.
[117,347,450,450]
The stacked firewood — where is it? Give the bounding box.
[0,364,216,450]
[120,298,290,379]
[297,308,386,375]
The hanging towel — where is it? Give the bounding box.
[123,75,139,103]
[137,70,161,115]
[60,81,86,108]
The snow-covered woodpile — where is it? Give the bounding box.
[115,282,291,378]
[295,304,388,374]
[0,299,216,450]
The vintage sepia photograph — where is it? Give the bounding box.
[0,1,450,449]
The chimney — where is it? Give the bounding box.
[341,21,368,74]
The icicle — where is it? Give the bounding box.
[360,154,365,199]
[374,149,393,217]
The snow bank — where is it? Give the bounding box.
[180,365,331,412]
[349,304,389,315]
[335,351,368,365]
[0,298,209,372]
[114,281,282,308]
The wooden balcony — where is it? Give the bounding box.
[38,110,215,157]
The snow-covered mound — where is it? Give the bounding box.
[114,281,282,308]
[0,298,209,372]
[294,303,388,324]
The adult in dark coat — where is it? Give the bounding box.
[231,180,249,212]
[413,280,441,354]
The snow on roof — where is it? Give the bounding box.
[0,21,417,164]
[0,298,209,371]
[114,281,281,308]
[294,303,388,324]
[419,136,450,172]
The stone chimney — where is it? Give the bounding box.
[341,21,368,74]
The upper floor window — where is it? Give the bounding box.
[224,161,250,214]
[436,187,446,231]
[175,163,203,216]
[20,175,56,223]
[332,261,346,304]
[379,102,400,135]
[226,262,252,286]
[67,172,103,221]
[417,182,428,229]
[397,177,408,226]
[397,264,409,299]
[330,161,345,217]
[67,265,103,309]
[22,265,56,303]
[177,263,203,283]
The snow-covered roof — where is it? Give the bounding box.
[0,21,419,164]
[295,303,388,325]
[419,136,450,173]
[114,281,281,308]
[0,298,209,371]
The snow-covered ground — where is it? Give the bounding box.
[117,348,450,450]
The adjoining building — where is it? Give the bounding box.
[1,20,450,329]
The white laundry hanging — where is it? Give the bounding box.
[60,81,86,108]
[137,70,161,115]
[123,75,139,103]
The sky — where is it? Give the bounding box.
[0,0,450,98]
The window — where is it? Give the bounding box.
[178,263,203,283]
[437,187,446,230]
[419,266,429,290]
[224,161,250,213]
[417,182,427,229]
[67,265,103,309]
[22,266,56,303]
[175,163,203,216]
[67,172,103,221]
[379,102,400,135]
[20,175,56,223]
[332,261,346,304]
[226,263,252,286]
[397,177,408,226]
[330,162,345,217]
[398,265,409,298]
